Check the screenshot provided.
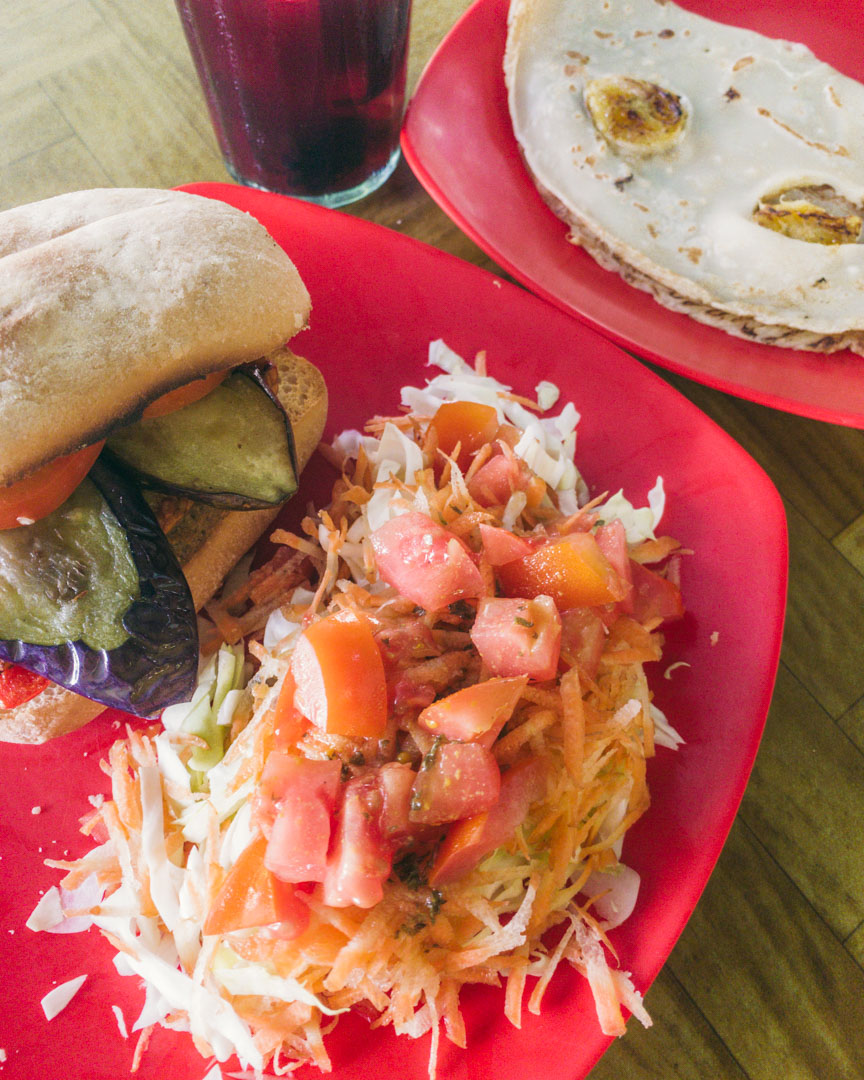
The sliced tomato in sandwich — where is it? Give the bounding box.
[0,441,105,530]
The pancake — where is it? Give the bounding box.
[505,0,864,352]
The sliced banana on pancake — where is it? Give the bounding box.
[584,76,687,154]
[505,0,864,352]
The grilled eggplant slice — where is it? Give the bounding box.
[0,458,198,716]
[104,364,298,509]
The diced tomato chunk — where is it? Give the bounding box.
[629,560,685,625]
[0,665,50,709]
[468,454,526,506]
[252,750,339,832]
[322,776,391,909]
[409,741,501,826]
[478,523,534,567]
[374,616,438,669]
[272,671,308,749]
[430,400,500,470]
[291,615,387,738]
[377,761,417,838]
[374,617,441,710]
[595,521,634,614]
[497,532,627,609]
[559,607,608,680]
[256,754,342,884]
[390,674,438,713]
[418,676,527,745]
[429,756,550,887]
[371,512,485,611]
[470,596,561,681]
[204,834,310,939]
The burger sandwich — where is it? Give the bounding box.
[0,188,327,743]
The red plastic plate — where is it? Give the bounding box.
[0,184,787,1080]
[401,0,864,427]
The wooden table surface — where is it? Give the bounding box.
[3,1,864,1078]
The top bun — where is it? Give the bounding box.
[0,188,311,486]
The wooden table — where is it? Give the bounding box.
[3,1,864,1078]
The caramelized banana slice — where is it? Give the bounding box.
[754,185,863,245]
[584,76,686,153]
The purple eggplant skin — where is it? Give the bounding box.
[0,458,198,717]
[249,360,299,476]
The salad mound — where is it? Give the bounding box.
[35,342,685,1077]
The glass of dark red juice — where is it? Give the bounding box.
[175,0,412,206]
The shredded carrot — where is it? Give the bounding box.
[629,535,681,565]
[42,351,683,1079]
[494,708,558,764]
[560,667,585,785]
[130,1025,154,1072]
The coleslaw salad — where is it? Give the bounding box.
[32,341,685,1078]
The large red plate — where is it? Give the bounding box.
[401,0,864,427]
[0,184,786,1080]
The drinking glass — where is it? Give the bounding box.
[175,0,412,207]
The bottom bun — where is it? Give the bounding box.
[0,348,327,744]
[0,684,105,746]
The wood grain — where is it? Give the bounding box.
[2,0,863,1077]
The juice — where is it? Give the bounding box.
[175,0,412,205]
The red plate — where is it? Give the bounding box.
[0,184,787,1080]
[401,0,864,427]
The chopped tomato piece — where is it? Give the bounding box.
[291,616,387,738]
[493,422,521,449]
[470,596,561,682]
[0,665,50,709]
[252,750,339,833]
[371,512,485,611]
[429,757,549,887]
[203,834,310,938]
[497,532,627,609]
[468,454,528,506]
[430,400,499,470]
[257,754,342,884]
[322,776,391,909]
[390,673,438,713]
[478,523,534,567]
[630,560,685,625]
[0,441,105,530]
[141,369,227,419]
[409,741,501,826]
[595,521,634,614]
[374,616,438,669]
[559,607,608,680]
[377,761,417,838]
[272,671,308,749]
[418,676,528,745]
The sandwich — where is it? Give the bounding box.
[0,188,327,743]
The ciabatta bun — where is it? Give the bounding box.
[0,188,311,486]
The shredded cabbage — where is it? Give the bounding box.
[41,976,87,1021]
[36,342,687,1079]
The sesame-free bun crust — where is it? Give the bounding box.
[0,188,311,486]
[0,346,327,744]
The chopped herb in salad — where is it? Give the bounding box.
[34,340,685,1077]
